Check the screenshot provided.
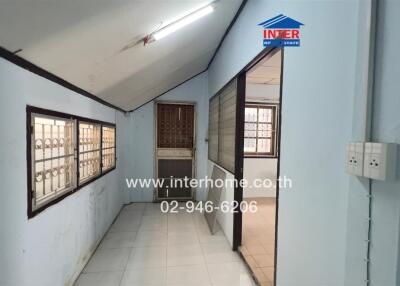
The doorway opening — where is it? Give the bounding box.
[235,48,283,286]
[155,102,196,201]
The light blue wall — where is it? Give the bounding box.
[120,103,156,202]
[370,1,400,284]
[207,1,359,285]
[0,59,124,286]
[121,72,209,202]
[344,1,375,285]
[345,1,400,285]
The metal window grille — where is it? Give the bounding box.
[28,106,116,217]
[102,126,116,171]
[244,104,277,157]
[157,104,194,149]
[79,122,101,183]
[31,114,76,210]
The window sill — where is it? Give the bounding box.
[244,155,278,159]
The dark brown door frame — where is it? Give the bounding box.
[232,47,284,286]
[154,101,196,201]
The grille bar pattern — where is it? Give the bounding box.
[244,104,277,157]
[79,122,101,183]
[28,106,117,217]
[102,126,116,171]
[157,104,194,149]
[32,115,76,208]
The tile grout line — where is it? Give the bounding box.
[196,211,214,286]
[81,203,256,286]
[117,204,144,286]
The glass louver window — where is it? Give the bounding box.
[217,79,237,173]
[208,79,237,173]
[208,95,219,163]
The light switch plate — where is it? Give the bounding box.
[346,142,364,176]
[363,142,398,181]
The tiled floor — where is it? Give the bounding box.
[74,203,256,286]
[239,198,276,286]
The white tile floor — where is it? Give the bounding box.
[74,203,256,286]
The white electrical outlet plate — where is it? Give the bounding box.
[363,142,398,181]
[347,142,365,176]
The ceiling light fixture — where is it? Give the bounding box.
[146,2,215,44]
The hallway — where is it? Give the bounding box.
[2,0,400,285]
[75,203,256,286]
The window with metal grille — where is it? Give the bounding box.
[244,104,277,157]
[102,126,116,171]
[79,122,101,183]
[27,106,116,218]
[30,113,76,211]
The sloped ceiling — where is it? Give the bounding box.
[0,0,242,111]
[247,50,281,85]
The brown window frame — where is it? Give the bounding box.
[27,105,116,218]
[244,103,278,158]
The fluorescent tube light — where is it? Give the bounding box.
[153,4,214,41]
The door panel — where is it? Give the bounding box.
[157,159,193,198]
[156,103,195,200]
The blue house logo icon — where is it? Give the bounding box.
[259,14,304,47]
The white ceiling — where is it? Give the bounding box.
[246,49,281,85]
[0,0,242,111]
[246,83,280,102]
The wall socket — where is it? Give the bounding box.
[363,142,398,181]
[347,142,398,180]
[346,142,365,177]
